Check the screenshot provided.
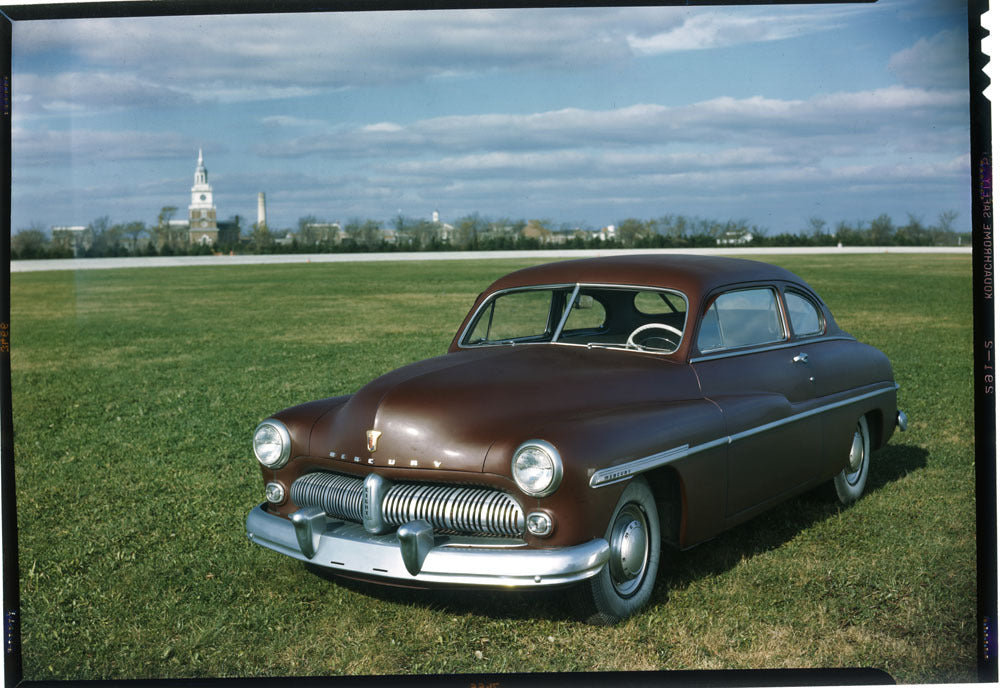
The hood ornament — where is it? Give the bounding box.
[366,430,382,453]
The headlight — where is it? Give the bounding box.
[511,440,563,497]
[253,419,291,469]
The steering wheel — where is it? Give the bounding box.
[626,323,683,352]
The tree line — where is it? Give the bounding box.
[10,209,969,260]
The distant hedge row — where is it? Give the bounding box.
[11,210,969,260]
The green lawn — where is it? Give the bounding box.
[9,254,976,682]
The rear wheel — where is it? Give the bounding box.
[577,476,660,624]
[833,415,870,504]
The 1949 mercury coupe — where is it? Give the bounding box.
[246,255,907,622]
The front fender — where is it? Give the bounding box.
[483,398,726,548]
[270,395,353,461]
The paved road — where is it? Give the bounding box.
[10,245,973,272]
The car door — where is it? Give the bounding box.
[779,286,882,478]
[691,285,823,518]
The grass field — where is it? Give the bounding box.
[9,254,976,682]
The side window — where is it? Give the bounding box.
[785,291,824,336]
[697,288,785,351]
[698,302,723,350]
[633,291,684,315]
[562,293,607,332]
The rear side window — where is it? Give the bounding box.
[785,291,824,336]
[697,288,785,351]
[562,293,607,332]
[634,291,685,315]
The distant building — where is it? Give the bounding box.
[188,149,218,245]
[51,225,89,256]
[431,210,454,242]
[303,222,345,244]
[716,230,754,246]
[521,220,551,241]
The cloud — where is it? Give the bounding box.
[261,115,328,128]
[12,6,866,113]
[258,85,967,161]
[626,8,852,55]
[13,127,199,166]
[888,29,969,89]
[14,71,195,117]
[388,147,798,179]
[9,7,971,233]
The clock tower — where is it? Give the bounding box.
[188,148,218,245]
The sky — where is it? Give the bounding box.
[9,0,973,236]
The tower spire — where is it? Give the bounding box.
[194,148,208,186]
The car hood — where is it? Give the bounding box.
[309,344,694,473]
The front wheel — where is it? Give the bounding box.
[833,415,870,504]
[577,476,661,624]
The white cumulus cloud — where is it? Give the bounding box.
[626,9,851,55]
[889,29,969,89]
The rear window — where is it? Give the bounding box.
[698,288,786,351]
[785,290,824,336]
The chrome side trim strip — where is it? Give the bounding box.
[590,444,690,487]
[727,386,894,443]
[689,335,856,363]
[589,384,897,489]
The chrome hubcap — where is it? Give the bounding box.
[608,504,649,597]
[846,424,865,485]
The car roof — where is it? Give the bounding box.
[485,254,810,298]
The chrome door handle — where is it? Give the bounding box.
[793,352,809,364]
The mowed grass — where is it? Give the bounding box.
[10,254,975,682]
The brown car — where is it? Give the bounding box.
[245,254,906,623]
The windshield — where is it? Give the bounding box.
[462,285,688,354]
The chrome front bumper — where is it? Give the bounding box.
[245,504,610,588]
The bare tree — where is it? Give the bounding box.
[155,206,178,250]
[868,214,894,245]
[937,210,959,233]
[123,221,146,253]
[250,222,273,252]
[806,216,827,237]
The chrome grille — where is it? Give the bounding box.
[383,483,524,536]
[290,471,364,522]
[290,471,525,537]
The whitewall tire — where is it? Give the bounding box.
[578,476,661,624]
[834,415,871,504]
